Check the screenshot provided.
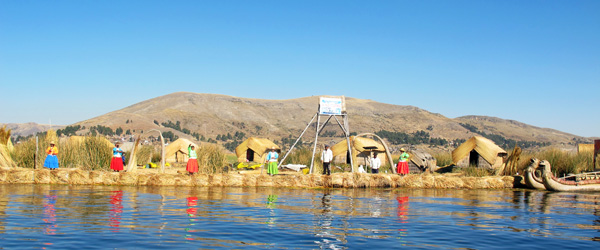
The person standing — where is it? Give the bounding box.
[43,141,59,170]
[397,148,410,175]
[321,145,333,175]
[266,147,279,176]
[186,144,199,175]
[110,142,125,172]
[370,152,381,174]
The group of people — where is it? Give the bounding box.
[368,148,410,175]
[43,140,410,175]
[42,141,128,172]
[262,144,411,176]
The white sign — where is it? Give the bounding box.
[319,97,343,115]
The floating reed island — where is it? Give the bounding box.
[0,167,515,189]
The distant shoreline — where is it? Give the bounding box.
[0,168,515,189]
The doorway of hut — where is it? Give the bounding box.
[469,150,479,167]
[246,149,255,162]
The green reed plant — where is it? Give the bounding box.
[453,165,493,177]
[135,145,155,166]
[197,144,227,174]
[433,152,453,168]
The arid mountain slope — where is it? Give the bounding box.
[70,92,587,147]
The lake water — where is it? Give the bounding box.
[0,184,598,249]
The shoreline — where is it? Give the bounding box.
[0,168,516,189]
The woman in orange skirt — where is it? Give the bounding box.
[397,148,410,175]
[110,142,125,172]
[186,144,198,174]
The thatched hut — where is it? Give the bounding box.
[452,136,507,170]
[331,136,388,166]
[577,144,594,154]
[165,138,198,163]
[408,149,437,173]
[235,137,280,163]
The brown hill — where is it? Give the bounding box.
[69,92,588,150]
[1,123,64,137]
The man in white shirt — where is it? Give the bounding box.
[321,145,333,175]
[370,152,381,174]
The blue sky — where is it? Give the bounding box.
[1,0,598,137]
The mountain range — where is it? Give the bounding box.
[5,92,592,150]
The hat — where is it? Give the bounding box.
[400,148,405,151]
[50,141,55,145]
[271,146,276,150]
[115,141,121,145]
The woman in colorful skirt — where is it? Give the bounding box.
[397,148,410,175]
[266,147,279,176]
[43,141,59,170]
[186,144,198,175]
[110,142,125,172]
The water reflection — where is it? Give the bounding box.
[396,196,409,243]
[0,185,598,249]
[42,194,57,235]
[185,196,198,240]
[266,194,278,226]
[108,190,123,231]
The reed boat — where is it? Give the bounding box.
[524,158,545,190]
[541,160,600,192]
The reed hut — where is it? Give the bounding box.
[452,136,507,170]
[331,136,388,166]
[235,137,280,163]
[408,149,437,173]
[165,138,197,163]
[577,144,594,154]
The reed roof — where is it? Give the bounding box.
[452,136,506,165]
[577,144,594,153]
[235,137,280,162]
[331,136,385,157]
[165,138,197,159]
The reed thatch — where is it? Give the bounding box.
[235,137,280,163]
[577,144,594,154]
[452,136,507,169]
[0,167,515,189]
[165,138,198,163]
[331,136,388,165]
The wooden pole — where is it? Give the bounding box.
[344,114,354,172]
[309,114,321,174]
[35,136,38,169]
[278,113,317,168]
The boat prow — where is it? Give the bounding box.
[541,160,600,192]
[524,158,545,190]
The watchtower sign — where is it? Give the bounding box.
[319,96,344,115]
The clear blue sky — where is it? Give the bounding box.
[1,0,598,137]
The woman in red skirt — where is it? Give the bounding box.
[110,142,125,172]
[397,148,410,175]
[186,144,198,175]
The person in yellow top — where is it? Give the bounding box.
[44,141,59,169]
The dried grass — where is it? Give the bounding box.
[0,167,516,189]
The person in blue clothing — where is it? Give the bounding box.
[266,147,279,176]
[110,142,125,172]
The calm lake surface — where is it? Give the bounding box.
[0,184,598,249]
